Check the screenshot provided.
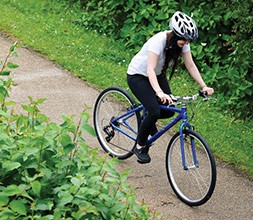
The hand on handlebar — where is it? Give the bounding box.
[156,91,174,105]
[202,86,214,96]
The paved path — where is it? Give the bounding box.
[1,35,252,220]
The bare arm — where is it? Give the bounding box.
[147,51,173,104]
[147,52,162,93]
[182,51,214,95]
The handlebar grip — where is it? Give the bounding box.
[199,90,208,97]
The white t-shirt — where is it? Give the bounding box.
[127,31,190,76]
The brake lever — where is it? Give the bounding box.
[199,90,208,98]
[169,94,178,102]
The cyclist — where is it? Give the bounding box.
[127,11,214,164]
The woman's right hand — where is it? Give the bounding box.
[156,91,174,105]
[202,86,214,95]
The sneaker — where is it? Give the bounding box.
[133,146,151,164]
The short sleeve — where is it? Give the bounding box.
[182,43,191,53]
[147,33,166,56]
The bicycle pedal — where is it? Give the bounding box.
[137,159,151,164]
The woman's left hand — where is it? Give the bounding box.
[202,86,214,95]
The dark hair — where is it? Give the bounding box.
[161,31,182,80]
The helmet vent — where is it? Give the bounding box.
[179,13,184,19]
[184,21,189,27]
[170,11,199,40]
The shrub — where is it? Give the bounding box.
[66,0,252,119]
[0,44,157,219]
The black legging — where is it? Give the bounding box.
[127,74,175,146]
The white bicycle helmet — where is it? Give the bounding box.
[169,11,198,40]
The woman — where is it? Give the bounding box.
[127,11,214,164]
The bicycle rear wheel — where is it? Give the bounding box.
[166,130,216,206]
[93,86,141,159]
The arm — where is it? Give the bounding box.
[147,51,173,104]
[182,51,214,95]
[147,51,162,93]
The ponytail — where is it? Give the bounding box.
[161,32,182,80]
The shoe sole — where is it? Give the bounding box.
[137,159,151,164]
[133,148,151,164]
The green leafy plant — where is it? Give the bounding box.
[0,0,251,199]
[70,0,252,120]
[0,42,18,111]
[0,44,158,219]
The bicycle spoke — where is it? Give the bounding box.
[94,87,140,159]
[166,130,216,206]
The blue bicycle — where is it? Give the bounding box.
[93,86,216,206]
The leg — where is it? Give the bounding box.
[127,74,160,146]
[127,74,161,163]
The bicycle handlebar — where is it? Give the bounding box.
[171,90,215,104]
[199,90,208,97]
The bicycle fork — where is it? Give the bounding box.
[179,123,199,170]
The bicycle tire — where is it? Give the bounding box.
[166,130,216,206]
[93,86,141,159]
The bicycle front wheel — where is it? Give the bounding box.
[93,87,141,159]
[166,130,216,206]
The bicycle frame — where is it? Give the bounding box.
[110,103,198,170]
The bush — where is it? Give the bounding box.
[66,0,253,119]
[0,44,156,219]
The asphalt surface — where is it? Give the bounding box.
[1,35,252,220]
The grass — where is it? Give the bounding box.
[0,0,252,177]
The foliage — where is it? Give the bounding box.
[0,44,156,219]
[0,0,252,185]
[69,0,253,120]
[0,42,18,111]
